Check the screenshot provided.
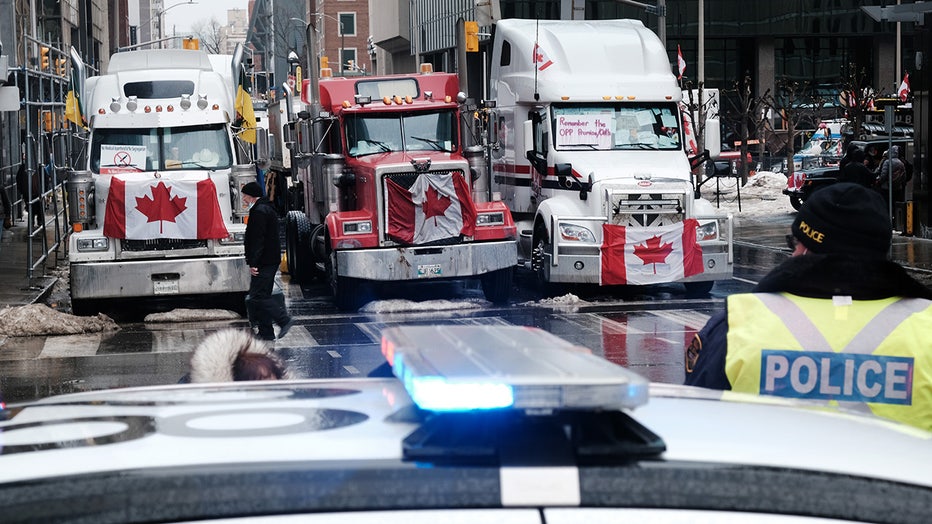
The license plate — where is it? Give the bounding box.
[153,279,180,295]
[417,263,442,278]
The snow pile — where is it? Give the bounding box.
[0,304,120,337]
[360,298,486,314]
[700,171,796,219]
[144,309,242,323]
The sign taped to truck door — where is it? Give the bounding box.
[100,144,147,174]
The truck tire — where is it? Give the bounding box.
[285,211,312,284]
[532,223,562,296]
[480,267,513,304]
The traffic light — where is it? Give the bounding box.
[465,21,479,52]
[320,56,329,69]
[182,38,199,50]
[55,58,67,76]
[40,46,50,70]
[367,36,376,58]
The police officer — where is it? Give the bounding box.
[685,183,932,431]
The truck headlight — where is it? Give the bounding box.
[77,237,109,251]
[696,221,719,242]
[343,220,372,234]
[219,231,246,245]
[559,223,595,243]
[476,212,504,226]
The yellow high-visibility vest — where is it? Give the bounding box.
[726,292,932,432]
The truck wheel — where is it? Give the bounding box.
[684,281,714,297]
[285,211,312,284]
[480,267,513,304]
[532,224,561,296]
[789,195,803,211]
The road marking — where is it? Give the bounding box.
[343,365,360,375]
[39,334,102,358]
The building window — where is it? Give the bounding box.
[341,48,357,71]
[339,12,356,37]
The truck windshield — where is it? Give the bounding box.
[345,110,457,157]
[552,103,681,151]
[90,124,233,174]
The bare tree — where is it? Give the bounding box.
[192,18,224,54]
[681,80,719,194]
[839,62,875,142]
[722,74,768,185]
[759,78,826,178]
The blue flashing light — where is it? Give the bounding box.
[408,377,514,412]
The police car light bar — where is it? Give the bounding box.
[380,325,650,413]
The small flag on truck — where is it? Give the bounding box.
[235,66,257,144]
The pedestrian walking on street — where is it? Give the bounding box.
[242,181,293,341]
[684,183,932,432]
[836,147,873,188]
[186,328,291,383]
[0,187,12,254]
[16,155,45,229]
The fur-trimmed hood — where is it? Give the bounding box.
[189,329,293,383]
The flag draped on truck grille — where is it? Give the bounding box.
[385,171,476,245]
[600,219,703,285]
[103,176,229,240]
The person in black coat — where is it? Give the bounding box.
[836,147,873,188]
[242,182,293,341]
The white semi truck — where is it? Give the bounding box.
[66,45,258,315]
[488,19,731,295]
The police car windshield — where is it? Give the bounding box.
[551,102,681,152]
[90,124,233,173]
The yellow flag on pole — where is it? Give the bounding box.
[235,67,257,144]
[64,60,86,129]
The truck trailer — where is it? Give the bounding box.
[487,19,732,295]
[66,45,257,315]
[279,65,517,310]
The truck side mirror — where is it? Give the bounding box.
[704,117,721,159]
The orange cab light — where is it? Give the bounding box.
[615,96,624,100]
[627,96,636,100]
[156,105,163,112]
[98,108,106,114]
[561,96,570,101]
[382,96,391,105]
[394,96,402,105]
[665,95,673,100]
[419,63,434,74]
[72,223,83,232]
[343,100,352,108]
[144,106,152,113]
[320,68,333,78]
[405,96,413,104]
[602,96,612,100]
[212,104,219,110]
[444,95,452,103]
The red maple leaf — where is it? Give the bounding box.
[422,184,451,222]
[633,235,673,274]
[135,181,187,234]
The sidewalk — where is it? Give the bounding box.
[0,219,59,309]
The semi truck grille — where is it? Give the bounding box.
[122,238,208,252]
[610,193,685,228]
[382,170,468,246]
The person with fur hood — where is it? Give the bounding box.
[187,329,292,382]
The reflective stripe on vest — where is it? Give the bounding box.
[725,293,932,431]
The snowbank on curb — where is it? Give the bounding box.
[0,304,120,337]
[144,309,242,323]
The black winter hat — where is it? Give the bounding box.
[241,182,263,197]
[791,182,891,259]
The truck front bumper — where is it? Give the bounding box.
[70,256,250,300]
[337,241,517,281]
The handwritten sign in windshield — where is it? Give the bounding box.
[556,114,613,149]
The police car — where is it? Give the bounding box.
[1,325,929,523]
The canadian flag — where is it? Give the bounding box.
[532,42,554,71]
[104,176,229,240]
[600,220,704,285]
[386,171,476,245]
[898,72,910,102]
[677,45,686,80]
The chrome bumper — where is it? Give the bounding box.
[337,241,517,281]
[70,256,250,299]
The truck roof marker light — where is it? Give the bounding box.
[665,95,673,100]
[627,96,636,100]
[179,94,192,110]
[561,96,570,101]
[110,98,122,112]
[419,63,433,74]
[167,105,174,112]
[126,96,138,112]
[212,104,219,110]
[144,106,151,113]
[155,105,163,112]
[444,95,452,103]
[602,96,612,101]
[382,96,392,105]
[405,96,413,104]
[615,96,624,100]
[320,68,333,78]
[380,325,651,413]
[197,95,208,110]
[342,100,352,108]
[394,96,403,105]
[98,108,106,115]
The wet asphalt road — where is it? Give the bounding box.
[0,214,852,405]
